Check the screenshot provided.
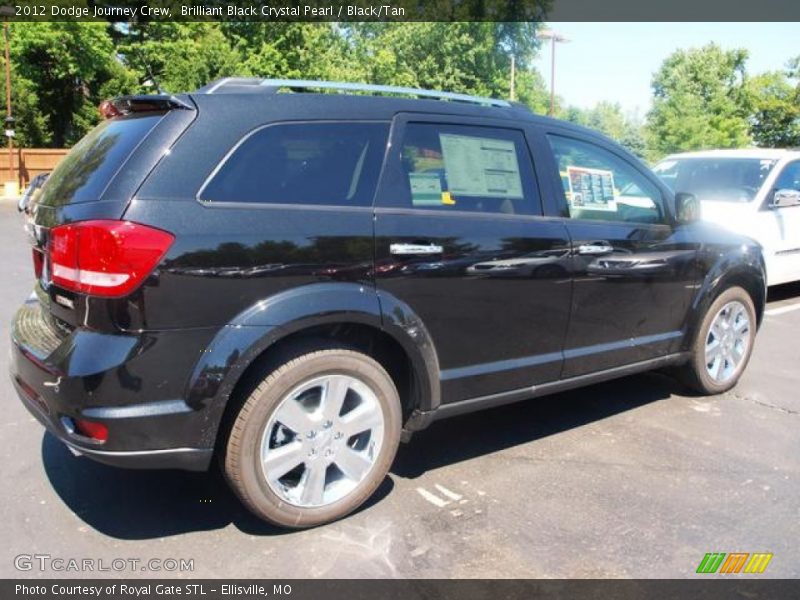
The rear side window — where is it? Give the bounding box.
[38,113,163,207]
[398,123,540,215]
[199,122,389,207]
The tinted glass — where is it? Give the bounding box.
[200,122,389,207]
[653,157,778,203]
[398,123,540,215]
[548,135,666,224]
[38,114,163,207]
[775,161,800,191]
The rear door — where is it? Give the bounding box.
[533,126,699,377]
[373,114,572,404]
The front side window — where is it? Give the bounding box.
[398,123,540,215]
[549,134,666,224]
[774,161,800,191]
[200,122,389,206]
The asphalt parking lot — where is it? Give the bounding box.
[0,201,798,579]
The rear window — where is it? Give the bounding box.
[37,113,163,207]
[198,122,389,207]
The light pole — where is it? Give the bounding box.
[539,29,569,117]
[510,54,516,101]
[0,7,14,193]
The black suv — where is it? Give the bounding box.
[10,79,766,527]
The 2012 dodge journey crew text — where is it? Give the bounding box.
[10,79,766,528]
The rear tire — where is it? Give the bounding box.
[677,286,756,395]
[223,347,401,528]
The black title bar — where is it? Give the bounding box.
[5,579,800,600]
[7,0,800,22]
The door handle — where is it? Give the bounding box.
[390,243,444,256]
[577,241,613,256]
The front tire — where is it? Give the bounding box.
[678,286,756,395]
[223,347,401,528]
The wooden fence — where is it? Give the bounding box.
[0,148,69,188]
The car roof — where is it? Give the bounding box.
[187,77,609,140]
[660,148,800,161]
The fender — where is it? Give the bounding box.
[184,282,440,447]
[684,241,767,351]
[375,289,441,430]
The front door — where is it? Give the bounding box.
[762,160,800,285]
[373,115,572,404]
[538,129,699,378]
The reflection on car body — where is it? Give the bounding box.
[467,248,571,279]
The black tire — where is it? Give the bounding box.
[677,286,757,395]
[223,347,401,528]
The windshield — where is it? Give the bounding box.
[653,157,778,203]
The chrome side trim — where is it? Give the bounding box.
[441,351,562,381]
[434,352,688,420]
[563,331,683,360]
[441,331,683,382]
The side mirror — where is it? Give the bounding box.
[772,189,800,208]
[675,192,700,224]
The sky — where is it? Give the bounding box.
[532,22,798,116]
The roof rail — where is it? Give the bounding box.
[198,77,512,108]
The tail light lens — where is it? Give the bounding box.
[73,418,109,442]
[49,220,174,298]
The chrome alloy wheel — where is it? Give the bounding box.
[260,374,385,508]
[704,300,751,384]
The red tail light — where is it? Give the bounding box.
[49,220,174,297]
[74,418,109,442]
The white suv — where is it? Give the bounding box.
[654,149,800,286]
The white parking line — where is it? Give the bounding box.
[434,484,463,501]
[416,487,450,507]
[765,302,800,317]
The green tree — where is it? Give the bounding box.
[3,22,553,148]
[115,23,240,93]
[8,23,132,147]
[342,23,548,110]
[788,55,800,80]
[0,73,49,148]
[747,66,800,148]
[223,23,363,81]
[646,44,752,158]
[563,102,648,158]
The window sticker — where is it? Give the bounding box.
[439,134,524,199]
[441,190,456,205]
[566,166,618,212]
[409,172,443,207]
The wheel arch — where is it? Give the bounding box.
[184,283,441,450]
[685,257,767,351]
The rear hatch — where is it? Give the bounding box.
[29,95,196,332]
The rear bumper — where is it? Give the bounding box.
[10,295,217,471]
